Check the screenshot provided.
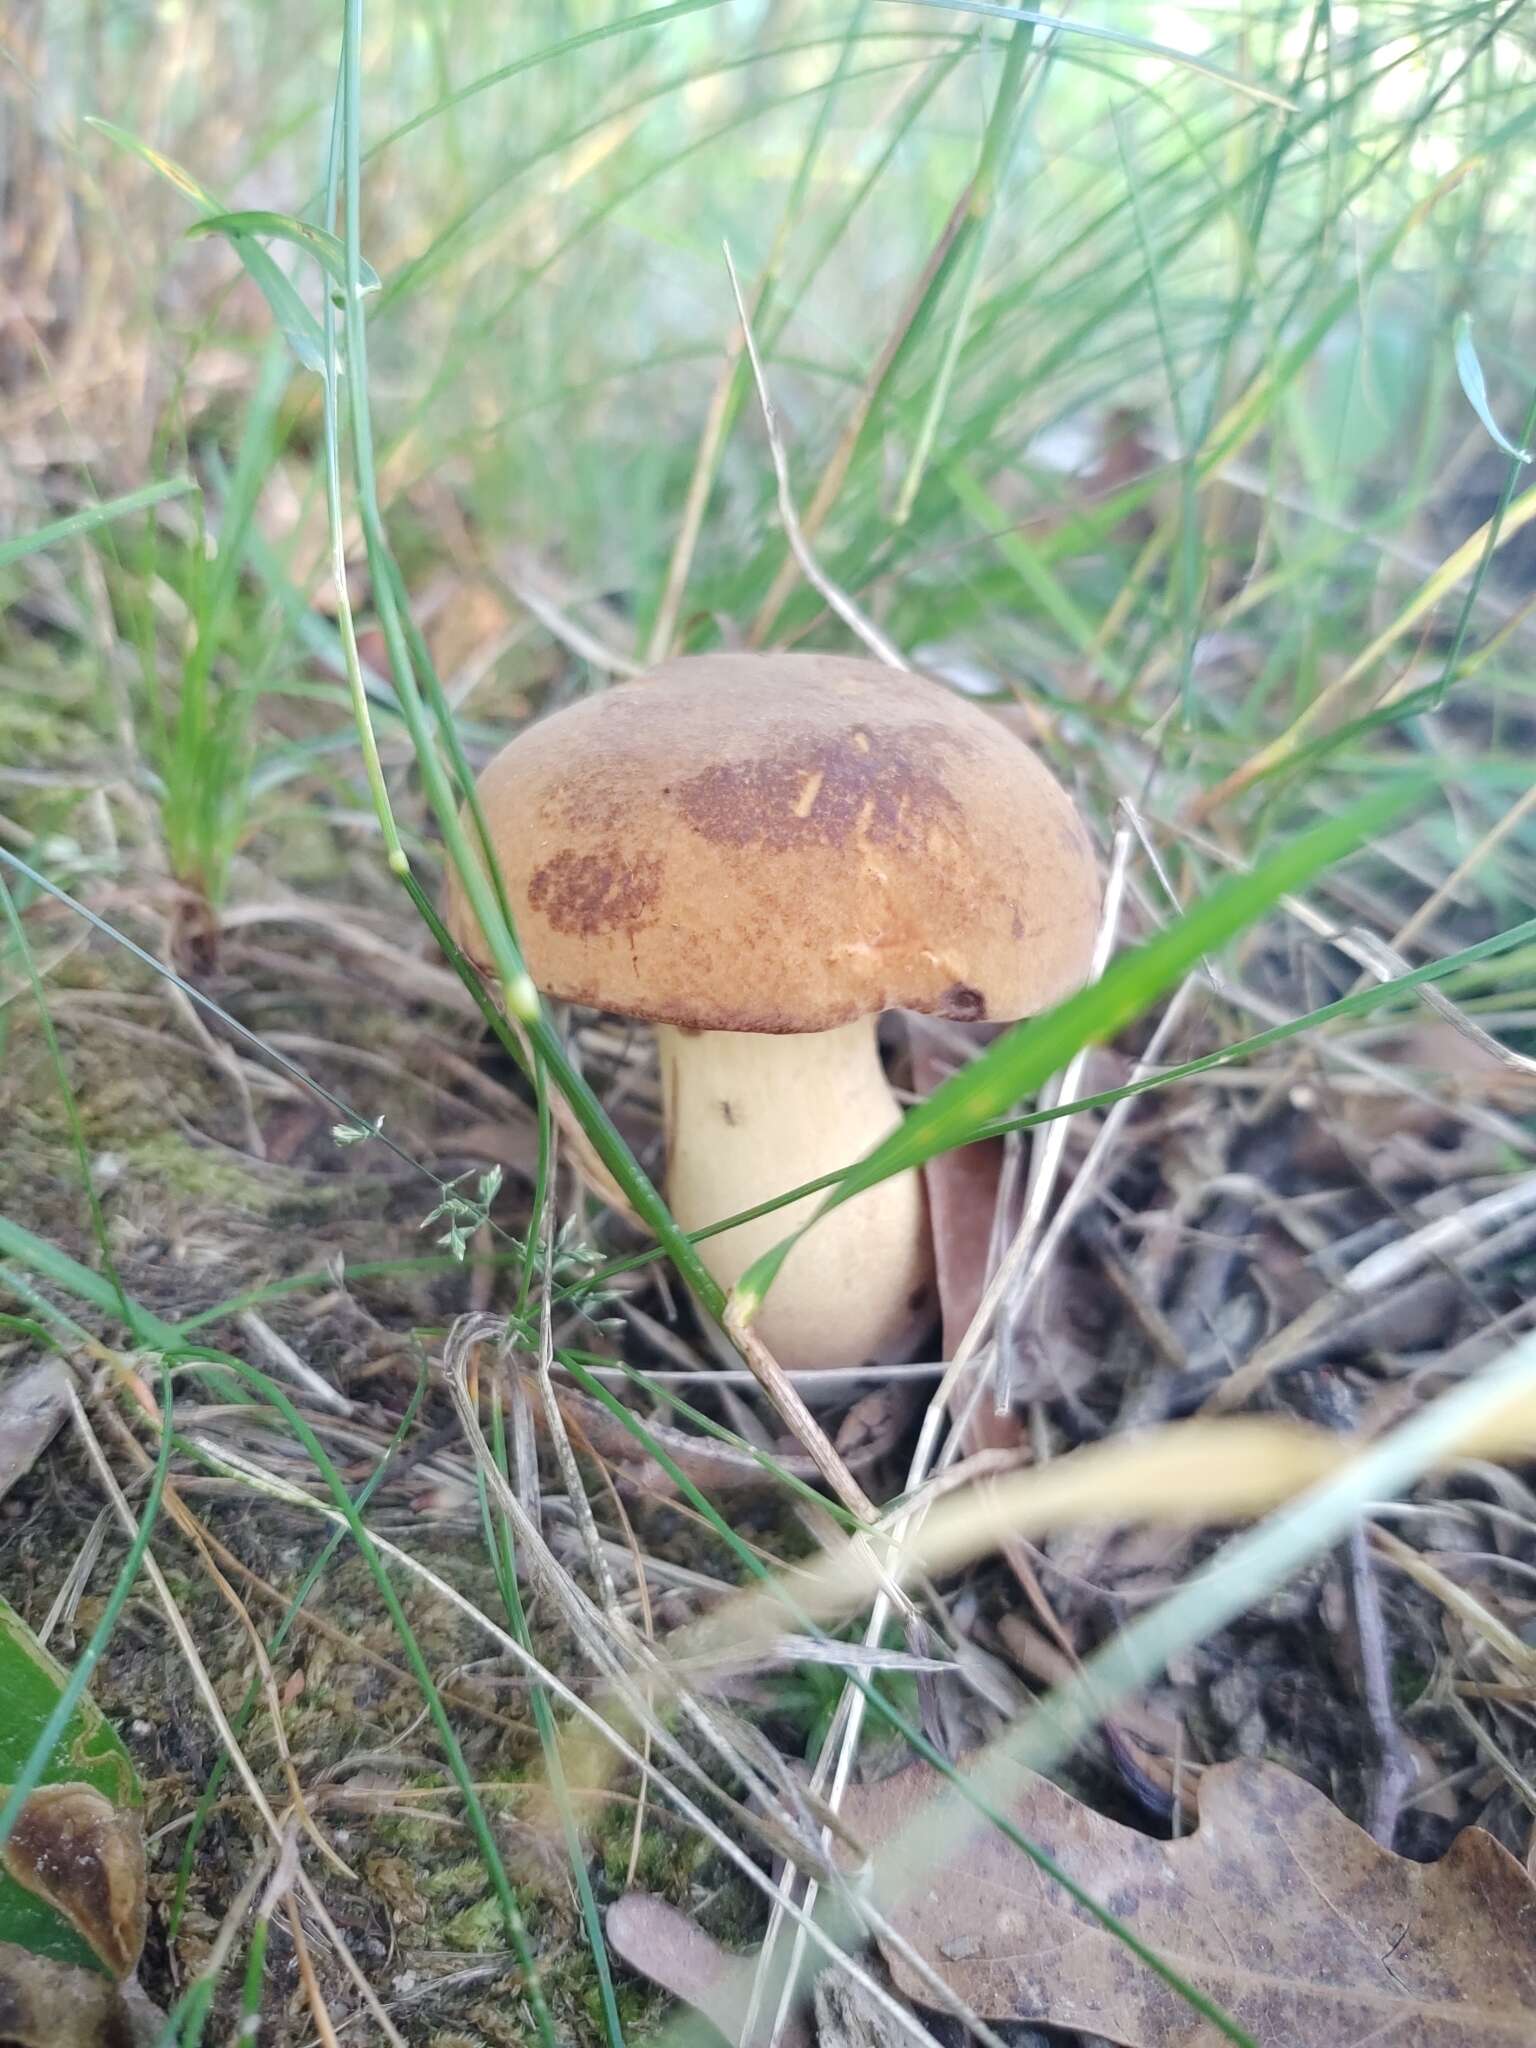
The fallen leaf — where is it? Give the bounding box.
[606,1893,811,2048]
[0,1940,135,2048]
[0,1595,143,1982]
[1,1784,146,1979]
[0,1359,71,1503]
[841,1757,1536,2045]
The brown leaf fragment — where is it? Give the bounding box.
[605,1893,811,2048]
[841,1757,1536,2046]
[2,1783,147,1980]
[813,1968,921,2047]
[834,1383,918,1466]
[0,1358,72,1503]
[0,1940,136,2048]
[913,1027,1004,1361]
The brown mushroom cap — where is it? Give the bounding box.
[446,652,1100,1033]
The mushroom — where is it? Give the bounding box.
[446,652,1099,1372]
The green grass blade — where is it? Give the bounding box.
[0,477,197,571]
[188,209,381,293]
[900,0,1294,107]
[366,0,730,162]
[86,118,326,368]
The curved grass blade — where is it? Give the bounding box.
[366,0,729,163]
[85,118,325,370]
[897,0,1293,108]
[736,776,1431,1318]
[1453,312,1531,463]
[188,209,380,295]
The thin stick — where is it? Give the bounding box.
[1388,778,1536,960]
[286,1892,343,2048]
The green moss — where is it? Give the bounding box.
[441,1893,512,1954]
[420,1854,488,1904]
[116,1133,289,1210]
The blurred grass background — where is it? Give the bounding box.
[9,0,1536,847]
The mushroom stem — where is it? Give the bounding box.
[656,1017,935,1372]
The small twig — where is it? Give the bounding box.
[237,1311,353,1416]
[1372,1524,1536,1682]
[39,1507,110,1647]
[286,1891,343,2048]
[499,554,640,676]
[1343,1525,1414,1848]
[1387,777,1536,960]
[1208,1198,1536,1414]
[723,1308,882,1526]
[1344,1172,1536,1297]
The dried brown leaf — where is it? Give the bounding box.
[0,1941,136,2048]
[0,1358,71,1504]
[1,1783,146,1980]
[842,1757,1536,2045]
[919,1116,1005,1363]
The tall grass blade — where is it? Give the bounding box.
[737,777,1430,1315]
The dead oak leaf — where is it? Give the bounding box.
[841,1757,1536,2046]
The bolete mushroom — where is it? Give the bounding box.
[446,652,1099,1371]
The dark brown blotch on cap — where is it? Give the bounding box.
[674,721,972,857]
[527,846,663,937]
